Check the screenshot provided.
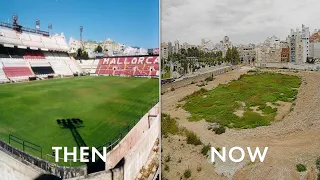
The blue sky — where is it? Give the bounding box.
[0,0,159,48]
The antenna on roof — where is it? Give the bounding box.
[12,13,18,25]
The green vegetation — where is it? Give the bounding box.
[201,144,211,156]
[75,48,89,59]
[162,71,171,79]
[183,73,300,128]
[0,76,158,165]
[296,164,307,172]
[316,157,320,170]
[225,47,240,64]
[213,126,226,134]
[186,130,202,145]
[94,45,103,53]
[161,113,180,136]
[184,169,191,178]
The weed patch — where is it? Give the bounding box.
[296,164,307,172]
[182,73,300,128]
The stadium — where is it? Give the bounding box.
[0,15,160,180]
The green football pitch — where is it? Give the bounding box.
[0,76,158,165]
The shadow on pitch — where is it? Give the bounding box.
[56,118,86,148]
[56,118,105,174]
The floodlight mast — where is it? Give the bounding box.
[35,19,40,31]
[48,24,52,35]
[80,26,83,48]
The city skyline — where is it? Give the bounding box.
[162,0,320,45]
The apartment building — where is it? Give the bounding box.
[280,41,289,62]
[161,42,168,59]
[256,36,282,63]
[238,44,256,64]
[287,24,310,64]
[309,30,320,59]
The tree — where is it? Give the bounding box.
[77,48,82,58]
[180,48,186,56]
[231,47,240,64]
[225,48,232,63]
[95,45,103,53]
[81,50,89,59]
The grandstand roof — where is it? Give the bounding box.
[0,22,69,52]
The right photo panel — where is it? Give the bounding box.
[160,0,320,179]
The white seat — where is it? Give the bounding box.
[48,60,73,75]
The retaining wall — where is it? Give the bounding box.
[0,150,44,180]
[256,62,320,70]
[0,140,87,179]
[105,103,160,180]
[161,66,235,94]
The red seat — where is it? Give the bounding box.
[3,67,33,77]
[24,51,45,59]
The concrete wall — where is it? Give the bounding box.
[68,168,123,180]
[0,149,44,180]
[161,66,234,94]
[123,110,160,180]
[104,103,160,180]
[0,140,87,179]
[256,62,320,70]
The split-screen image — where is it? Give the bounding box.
[0,0,320,180]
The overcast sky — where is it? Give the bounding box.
[162,0,320,45]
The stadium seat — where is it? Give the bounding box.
[0,62,9,83]
[0,28,22,45]
[3,66,33,78]
[23,34,45,48]
[48,59,73,76]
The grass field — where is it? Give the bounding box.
[183,73,300,129]
[0,76,158,165]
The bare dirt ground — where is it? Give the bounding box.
[161,67,320,180]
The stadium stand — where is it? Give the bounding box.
[95,56,159,77]
[0,21,159,83]
[0,28,22,45]
[76,59,99,74]
[1,58,34,81]
[22,33,44,48]
[42,37,59,50]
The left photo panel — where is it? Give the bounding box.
[0,0,160,180]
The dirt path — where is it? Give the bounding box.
[162,68,320,180]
